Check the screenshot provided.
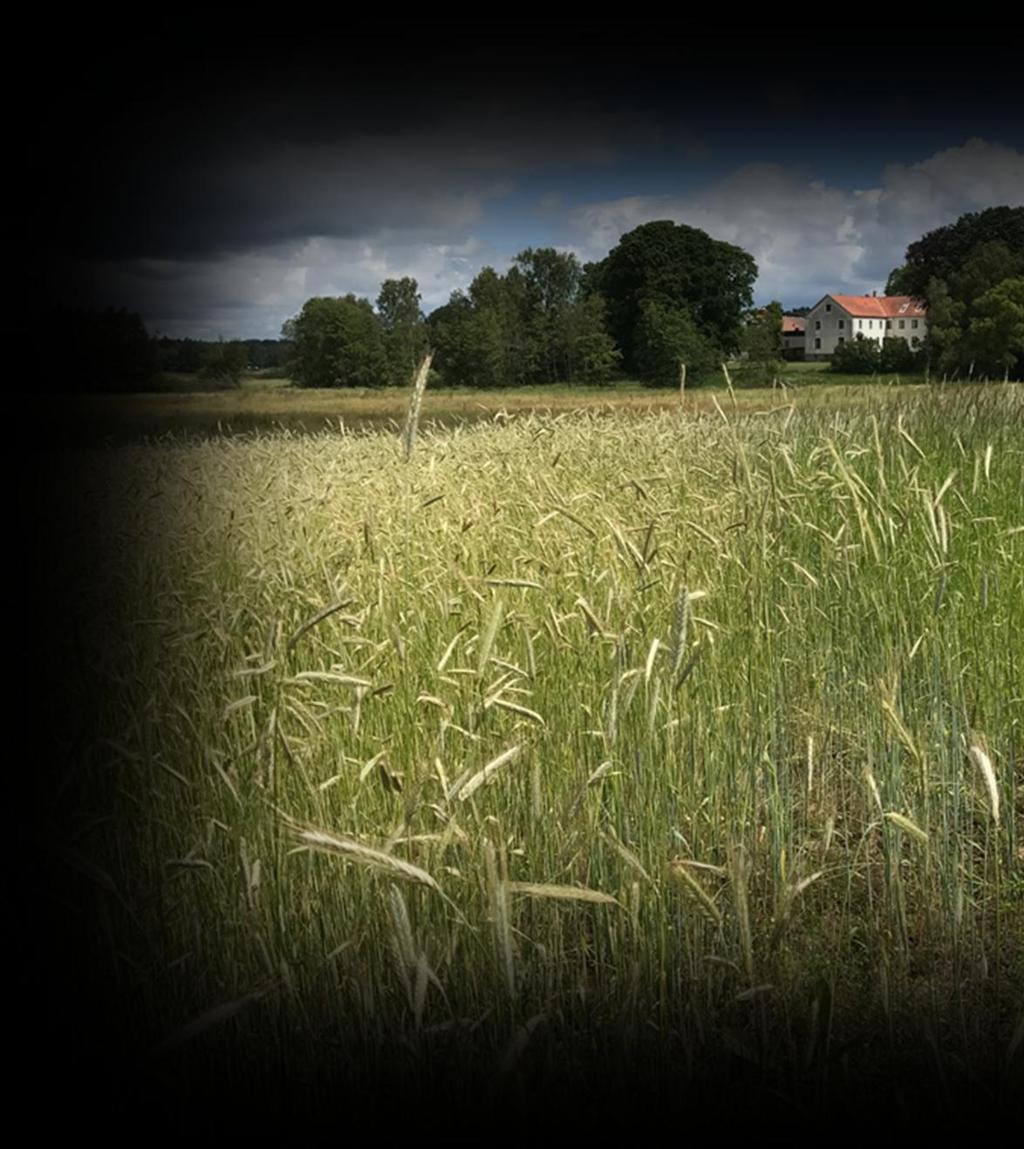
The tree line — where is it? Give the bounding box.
[36,307,293,394]
[284,223,760,390]
[45,208,1022,392]
[156,337,290,376]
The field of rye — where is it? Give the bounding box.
[47,384,1023,1124]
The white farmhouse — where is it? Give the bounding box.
[805,293,927,361]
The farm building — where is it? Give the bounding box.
[782,315,806,359]
[804,292,927,361]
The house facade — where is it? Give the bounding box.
[805,293,927,361]
[782,315,806,359]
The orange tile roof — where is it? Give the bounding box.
[782,316,806,333]
[829,295,927,318]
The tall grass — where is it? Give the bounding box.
[45,384,1023,1127]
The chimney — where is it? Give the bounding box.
[872,290,877,297]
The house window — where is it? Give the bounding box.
[899,320,905,329]
[815,320,821,330]
[838,319,845,329]
[837,337,845,345]
[886,320,892,329]
[825,303,832,313]
[814,337,821,349]
[912,319,919,329]
[869,320,873,329]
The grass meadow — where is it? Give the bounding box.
[30,382,1023,1134]
[54,365,939,444]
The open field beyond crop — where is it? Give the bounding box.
[48,369,956,445]
[31,383,1023,1133]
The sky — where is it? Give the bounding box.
[25,21,1024,340]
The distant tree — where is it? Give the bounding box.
[964,277,1024,379]
[633,299,719,387]
[885,266,915,295]
[242,339,290,372]
[513,248,619,383]
[830,334,923,376]
[376,277,429,386]
[515,247,581,315]
[199,340,247,386]
[741,301,784,383]
[586,220,757,373]
[559,294,621,383]
[427,291,476,386]
[286,295,388,388]
[155,336,204,373]
[514,247,580,382]
[922,277,965,376]
[468,265,538,388]
[953,241,1023,303]
[830,335,883,375]
[879,336,921,373]
[889,206,1024,299]
[888,207,1024,379]
[56,306,156,393]
[428,266,538,389]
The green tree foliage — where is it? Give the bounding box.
[199,340,248,387]
[58,306,157,393]
[242,339,290,372]
[891,207,1024,300]
[286,296,388,388]
[156,337,289,375]
[467,265,537,388]
[633,299,719,387]
[829,335,883,375]
[586,220,757,372]
[514,248,619,384]
[426,291,476,386]
[923,277,966,376]
[964,277,1024,379]
[376,277,429,386]
[741,301,784,383]
[830,335,923,375]
[428,251,619,388]
[559,294,621,383]
[155,336,205,373]
[887,207,1024,378]
[426,267,534,389]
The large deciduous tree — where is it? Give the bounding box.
[58,305,157,393]
[428,251,618,388]
[965,277,1024,380]
[741,301,784,383]
[585,220,757,376]
[285,295,388,389]
[376,277,429,386]
[886,206,1024,378]
[199,340,248,386]
[633,299,718,387]
[887,207,1024,300]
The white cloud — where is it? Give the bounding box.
[98,234,501,339]
[101,137,1024,335]
[568,138,1024,306]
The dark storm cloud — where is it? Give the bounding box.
[35,27,668,267]
[22,21,1022,334]
[36,23,1019,269]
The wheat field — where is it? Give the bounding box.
[36,384,1023,1131]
